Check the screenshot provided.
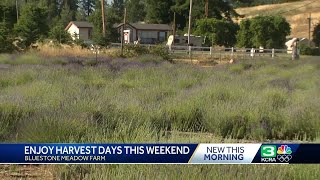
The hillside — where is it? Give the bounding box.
[235,0,320,39]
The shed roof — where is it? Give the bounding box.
[115,23,172,31]
[65,21,93,30]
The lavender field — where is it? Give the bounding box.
[0,54,319,178]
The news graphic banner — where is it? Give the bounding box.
[0,144,319,164]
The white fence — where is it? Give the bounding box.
[110,43,292,60]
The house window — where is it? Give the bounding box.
[159,32,166,42]
[140,31,158,44]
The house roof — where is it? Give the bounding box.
[115,23,172,31]
[65,21,93,30]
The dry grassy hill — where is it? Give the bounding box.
[235,0,320,39]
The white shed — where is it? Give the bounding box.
[65,21,93,43]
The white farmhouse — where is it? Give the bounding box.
[65,21,93,43]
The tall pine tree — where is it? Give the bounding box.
[110,0,125,22]
[126,0,146,23]
[79,0,95,18]
[0,21,14,52]
[145,0,174,24]
[14,4,49,46]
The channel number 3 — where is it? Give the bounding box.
[261,145,276,158]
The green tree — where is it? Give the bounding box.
[145,0,174,24]
[79,0,95,17]
[61,0,79,21]
[88,2,118,46]
[171,0,189,31]
[49,23,72,44]
[0,2,17,29]
[14,5,49,46]
[312,23,320,47]
[112,0,125,19]
[60,4,74,26]
[271,16,291,48]
[236,19,253,47]
[249,16,290,48]
[126,0,146,23]
[0,21,14,53]
[194,18,239,47]
[236,16,290,48]
[171,0,239,32]
[38,0,59,25]
[88,9,107,45]
[193,0,239,20]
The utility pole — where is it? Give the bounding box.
[121,8,127,56]
[87,0,90,17]
[101,0,106,37]
[205,0,209,18]
[173,12,176,45]
[188,0,193,46]
[15,0,19,20]
[307,13,311,46]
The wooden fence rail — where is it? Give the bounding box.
[110,43,294,60]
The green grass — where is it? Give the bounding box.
[0,54,319,178]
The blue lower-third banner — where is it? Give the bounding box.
[0,143,320,164]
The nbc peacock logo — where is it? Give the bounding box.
[277,145,292,155]
[277,145,293,163]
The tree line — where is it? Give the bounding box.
[1,0,316,53]
[0,0,240,51]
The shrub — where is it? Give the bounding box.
[229,63,253,73]
[0,104,33,141]
[229,64,245,73]
[48,24,73,44]
[123,45,172,62]
[130,54,164,64]
[219,113,252,139]
[150,45,172,62]
[299,45,320,56]
[17,115,91,142]
[123,44,149,57]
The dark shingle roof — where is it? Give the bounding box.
[65,21,93,30]
[115,23,172,31]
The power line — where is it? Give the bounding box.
[276,0,320,15]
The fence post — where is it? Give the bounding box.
[250,48,255,59]
[231,47,234,59]
[242,48,245,60]
[188,46,192,60]
[272,48,275,59]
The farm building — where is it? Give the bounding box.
[115,23,172,44]
[285,38,315,53]
[166,34,203,46]
[65,21,93,43]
